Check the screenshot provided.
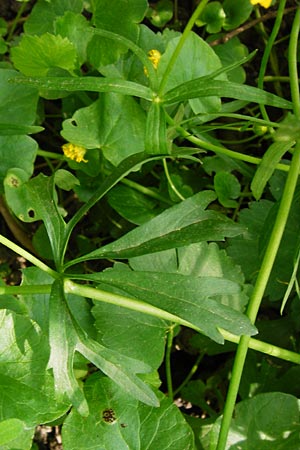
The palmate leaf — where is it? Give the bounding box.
[76,269,256,343]
[67,190,245,266]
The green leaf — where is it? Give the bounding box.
[0,123,43,135]
[61,94,147,165]
[107,185,158,225]
[71,191,245,263]
[54,169,80,191]
[223,0,253,31]
[49,281,159,410]
[147,0,173,28]
[213,37,248,84]
[130,242,249,311]
[83,268,256,343]
[4,171,66,266]
[163,78,293,110]
[210,393,300,449]
[145,102,169,154]
[0,69,39,125]
[92,300,167,369]
[24,0,83,35]
[11,33,77,76]
[48,280,89,416]
[251,141,292,200]
[62,374,195,450]
[0,419,25,446]
[0,309,69,427]
[10,75,154,101]
[54,11,91,64]
[158,32,223,113]
[0,137,37,194]
[199,2,226,33]
[88,0,147,67]
[214,171,241,208]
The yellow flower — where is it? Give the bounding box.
[62,142,87,163]
[144,49,161,76]
[250,0,272,8]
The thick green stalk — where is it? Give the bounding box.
[165,325,175,399]
[216,7,300,449]
[158,0,210,95]
[257,0,287,124]
[0,234,58,279]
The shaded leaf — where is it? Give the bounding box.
[62,374,195,450]
[71,191,245,263]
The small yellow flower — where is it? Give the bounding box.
[144,49,161,76]
[250,0,272,8]
[62,142,87,163]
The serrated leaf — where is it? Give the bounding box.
[130,242,249,311]
[62,374,195,450]
[71,191,244,263]
[24,0,83,35]
[84,269,256,343]
[11,33,77,77]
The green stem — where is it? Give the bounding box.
[158,0,210,96]
[216,9,300,448]
[64,279,200,330]
[7,2,27,41]
[0,234,59,279]
[173,352,204,397]
[165,113,290,172]
[0,284,52,296]
[165,325,175,399]
[221,330,300,365]
[257,0,287,124]
[163,159,186,201]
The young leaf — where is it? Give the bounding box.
[69,190,245,264]
[11,33,77,77]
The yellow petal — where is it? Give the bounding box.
[62,143,88,163]
[250,0,272,7]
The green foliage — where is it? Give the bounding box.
[0,0,299,449]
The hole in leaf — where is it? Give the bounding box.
[71,119,78,127]
[28,209,35,218]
